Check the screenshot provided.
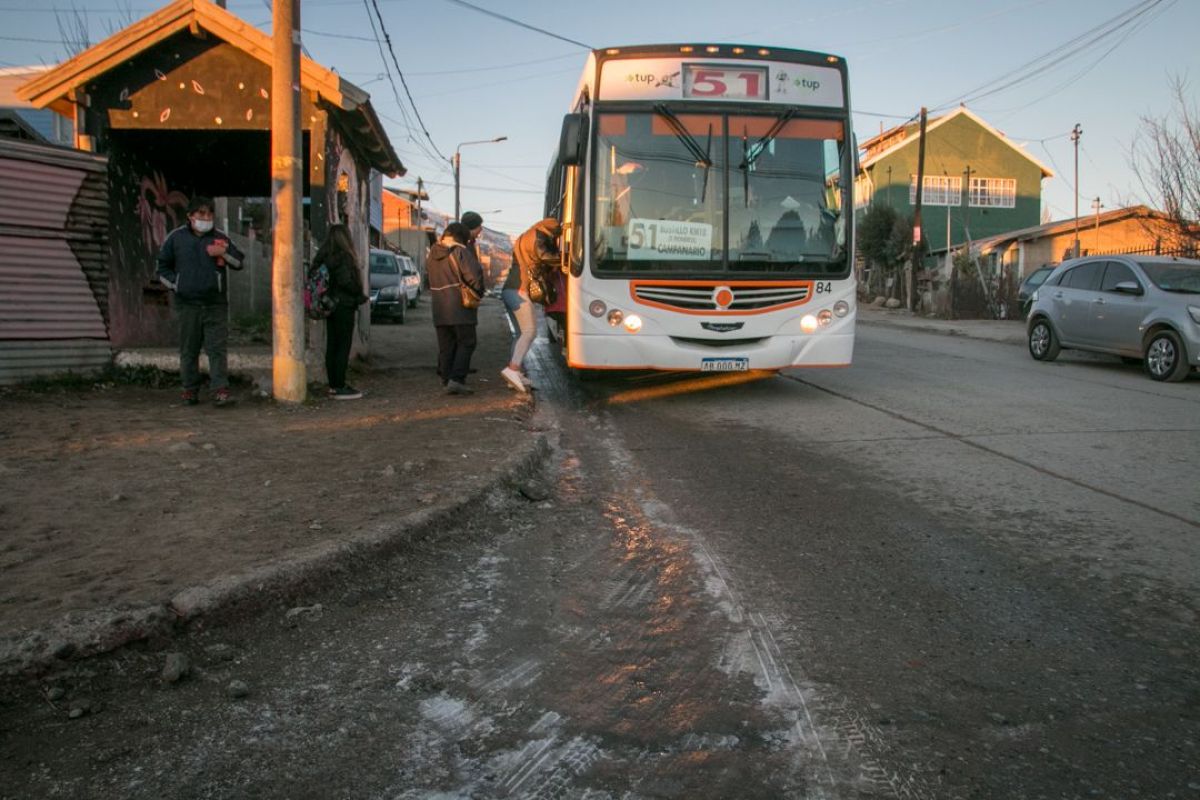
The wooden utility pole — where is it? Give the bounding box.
[1071,123,1082,258]
[271,0,305,402]
[909,107,928,311]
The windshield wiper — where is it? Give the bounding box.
[699,122,713,203]
[653,104,713,169]
[740,108,797,171]
[742,126,750,206]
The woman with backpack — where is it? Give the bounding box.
[312,223,368,399]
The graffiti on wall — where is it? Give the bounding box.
[137,170,189,257]
[105,139,194,346]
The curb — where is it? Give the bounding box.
[0,433,553,678]
[858,314,1025,346]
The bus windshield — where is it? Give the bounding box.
[593,109,848,275]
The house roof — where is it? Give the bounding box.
[0,109,50,143]
[971,204,1168,252]
[0,66,54,107]
[859,106,1053,179]
[14,0,403,176]
[383,186,431,202]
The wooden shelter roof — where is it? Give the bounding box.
[15,0,404,176]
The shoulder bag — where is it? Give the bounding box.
[451,252,481,309]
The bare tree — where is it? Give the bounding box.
[54,0,138,57]
[104,0,139,37]
[54,4,92,57]
[1129,76,1200,247]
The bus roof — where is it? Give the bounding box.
[593,44,846,67]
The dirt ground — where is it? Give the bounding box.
[0,299,538,671]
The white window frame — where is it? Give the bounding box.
[854,173,874,209]
[909,175,962,207]
[969,177,1016,208]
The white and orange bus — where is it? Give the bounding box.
[546,43,856,373]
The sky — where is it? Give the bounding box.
[1,0,1197,237]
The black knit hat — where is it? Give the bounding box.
[460,211,483,231]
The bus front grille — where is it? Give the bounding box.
[632,281,812,313]
[670,336,767,348]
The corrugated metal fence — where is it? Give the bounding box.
[0,138,111,384]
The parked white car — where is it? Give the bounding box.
[397,254,421,308]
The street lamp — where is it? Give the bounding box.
[453,136,507,220]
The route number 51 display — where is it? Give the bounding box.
[683,64,768,100]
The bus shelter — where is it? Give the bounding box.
[17,0,403,348]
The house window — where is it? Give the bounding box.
[909,175,962,206]
[969,177,1016,208]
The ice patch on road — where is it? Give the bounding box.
[419,693,475,734]
[456,551,507,655]
[493,731,603,798]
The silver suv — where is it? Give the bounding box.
[1026,255,1200,382]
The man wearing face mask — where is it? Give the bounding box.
[156,195,245,407]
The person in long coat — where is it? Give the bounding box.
[311,223,368,399]
[427,222,485,395]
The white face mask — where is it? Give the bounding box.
[191,218,214,234]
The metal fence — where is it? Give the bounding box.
[1089,243,1199,259]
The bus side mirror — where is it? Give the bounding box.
[558,113,587,166]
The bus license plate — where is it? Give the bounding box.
[701,357,749,372]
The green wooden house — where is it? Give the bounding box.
[855,106,1053,254]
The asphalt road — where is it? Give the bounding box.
[3,321,1197,799]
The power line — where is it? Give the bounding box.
[420,178,544,195]
[985,0,1172,119]
[932,0,1170,112]
[360,2,414,134]
[414,65,580,100]
[299,28,377,42]
[374,111,454,178]
[469,163,543,190]
[0,34,67,43]
[1006,128,1074,145]
[364,0,447,161]
[438,0,591,50]
[407,52,580,77]
[853,108,917,120]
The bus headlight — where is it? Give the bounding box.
[800,314,818,334]
[623,314,642,333]
[818,309,834,327]
[589,300,607,317]
[833,300,850,317]
[607,309,624,327]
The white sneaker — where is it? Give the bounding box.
[500,366,527,393]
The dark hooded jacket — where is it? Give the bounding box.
[156,224,245,305]
[427,237,484,326]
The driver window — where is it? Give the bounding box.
[594,112,724,267]
[1100,261,1137,292]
